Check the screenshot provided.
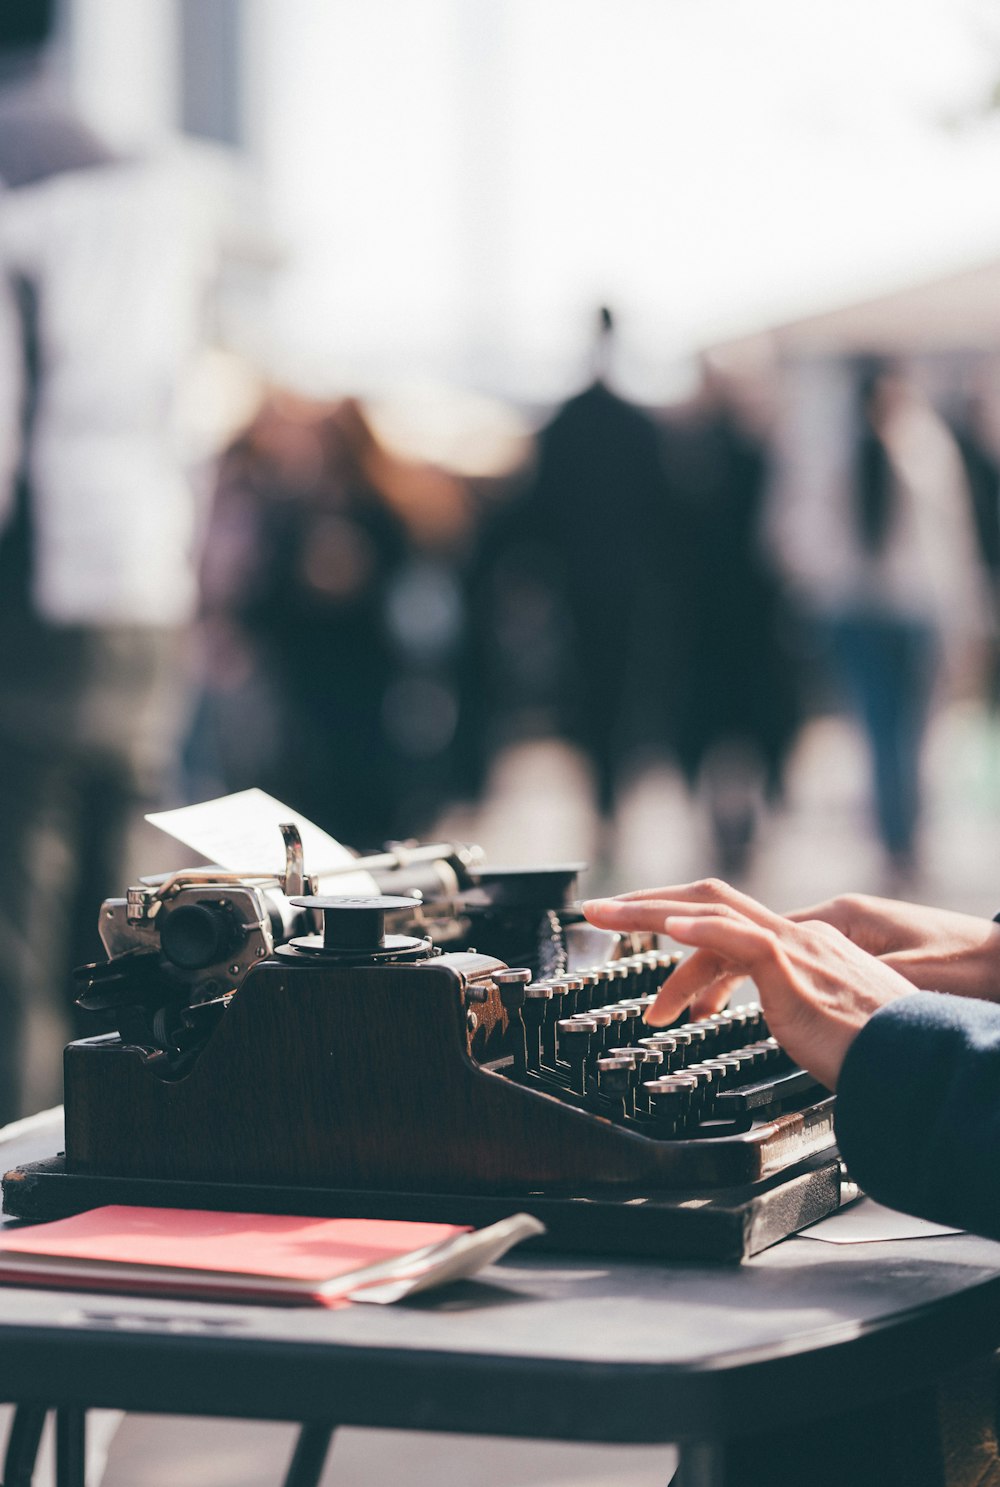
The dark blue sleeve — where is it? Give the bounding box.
[835,991,1000,1238]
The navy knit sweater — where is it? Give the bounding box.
[836,991,1000,1239]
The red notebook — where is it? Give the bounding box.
[0,1207,473,1307]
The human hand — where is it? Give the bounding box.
[582,880,915,1090]
[784,894,1000,1003]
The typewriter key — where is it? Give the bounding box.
[596,1055,633,1117]
[702,1009,726,1039]
[648,1073,698,1136]
[637,949,661,997]
[554,973,584,1017]
[542,979,573,1067]
[494,968,532,1079]
[522,979,553,1073]
[612,1047,656,1117]
[714,1052,749,1086]
[621,954,645,999]
[728,1007,750,1041]
[494,967,532,1004]
[631,1046,664,1112]
[618,956,643,996]
[699,1058,731,1099]
[738,1044,770,1076]
[576,969,601,1013]
[670,1028,693,1065]
[705,1012,733,1051]
[639,1032,679,1071]
[602,1004,629,1049]
[689,1018,721,1051]
[558,1017,596,1095]
[655,951,679,987]
[685,1062,718,1119]
[618,1001,644,1042]
[582,1007,613,1057]
[742,1002,765,1036]
[680,1023,708,1052]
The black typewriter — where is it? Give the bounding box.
[2,826,851,1260]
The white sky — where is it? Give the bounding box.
[253,0,1000,400]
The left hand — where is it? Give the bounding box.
[582,880,914,1090]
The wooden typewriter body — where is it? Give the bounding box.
[4,885,848,1260]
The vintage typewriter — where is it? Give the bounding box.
[3,824,851,1260]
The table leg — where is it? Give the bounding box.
[3,1404,47,1487]
[54,1406,86,1487]
[673,1441,726,1487]
[283,1423,337,1487]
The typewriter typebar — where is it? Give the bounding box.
[2,839,848,1260]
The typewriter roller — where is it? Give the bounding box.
[3,838,849,1260]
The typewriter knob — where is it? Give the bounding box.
[160,901,239,971]
[288,895,424,957]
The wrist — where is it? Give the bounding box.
[957,919,1000,1001]
[886,919,1000,1003]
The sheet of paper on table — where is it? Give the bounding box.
[800,1196,962,1244]
[146,789,378,893]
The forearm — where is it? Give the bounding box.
[836,992,1000,1239]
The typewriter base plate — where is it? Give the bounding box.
[2,1151,846,1262]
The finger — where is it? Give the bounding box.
[577,898,726,933]
[644,950,746,1026]
[663,913,775,975]
[688,969,750,1019]
[611,883,730,902]
[588,883,785,933]
[643,950,709,1026]
[583,897,746,938]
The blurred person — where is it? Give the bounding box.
[373,425,475,834]
[769,356,991,887]
[195,394,472,847]
[662,361,802,875]
[0,0,215,1121]
[948,387,1000,705]
[467,308,672,826]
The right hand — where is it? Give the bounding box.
[582,881,914,1089]
[585,884,1000,1020]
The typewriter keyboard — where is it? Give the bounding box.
[489,951,820,1139]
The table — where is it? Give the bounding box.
[1,1110,1000,1487]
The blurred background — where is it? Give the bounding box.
[1,2,1000,1058]
[6,0,1000,1119]
[3,0,1000,1097]
[4,2,1000,1480]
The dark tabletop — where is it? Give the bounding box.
[1,1110,999,1446]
